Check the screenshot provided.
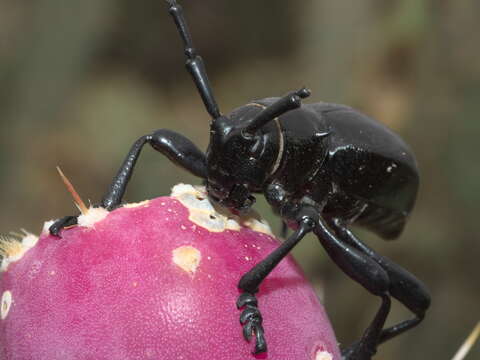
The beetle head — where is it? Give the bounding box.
[206,107,278,213]
[205,88,310,213]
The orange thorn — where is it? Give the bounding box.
[56,166,88,215]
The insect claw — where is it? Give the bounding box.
[242,321,254,341]
[253,324,267,354]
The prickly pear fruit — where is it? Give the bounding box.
[0,184,340,360]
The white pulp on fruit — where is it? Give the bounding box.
[170,184,272,235]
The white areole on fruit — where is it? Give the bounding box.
[1,290,12,320]
[172,245,202,275]
[315,350,333,360]
[0,231,39,272]
[170,183,273,235]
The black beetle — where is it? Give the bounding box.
[50,1,430,359]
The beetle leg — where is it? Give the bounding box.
[327,219,430,347]
[49,215,78,238]
[50,130,206,237]
[313,218,392,360]
[101,129,206,210]
[279,220,289,238]
[237,207,317,354]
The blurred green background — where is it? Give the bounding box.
[0,0,478,359]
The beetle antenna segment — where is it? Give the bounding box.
[245,87,311,135]
[56,166,89,215]
[166,0,221,119]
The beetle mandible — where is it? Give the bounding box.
[50,1,431,359]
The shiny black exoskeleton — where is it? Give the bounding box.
[50,1,430,359]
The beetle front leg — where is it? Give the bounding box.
[102,129,207,210]
[237,206,317,354]
[50,129,206,237]
[49,215,78,236]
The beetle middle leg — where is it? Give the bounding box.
[237,206,318,354]
[238,202,388,357]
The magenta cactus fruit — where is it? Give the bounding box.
[0,184,340,360]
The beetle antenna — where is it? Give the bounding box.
[165,0,221,119]
[244,88,311,135]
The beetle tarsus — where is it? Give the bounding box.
[253,323,267,354]
[49,215,78,237]
[237,292,267,353]
[236,292,258,308]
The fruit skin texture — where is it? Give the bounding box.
[0,186,340,360]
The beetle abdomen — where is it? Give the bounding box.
[354,202,409,240]
[320,187,409,240]
[311,103,419,239]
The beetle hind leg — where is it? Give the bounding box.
[313,218,393,360]
[340,295,391,360]
[326,219,430,359]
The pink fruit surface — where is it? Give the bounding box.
[0,184,340,360]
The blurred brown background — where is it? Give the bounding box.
[0,0,479,359]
